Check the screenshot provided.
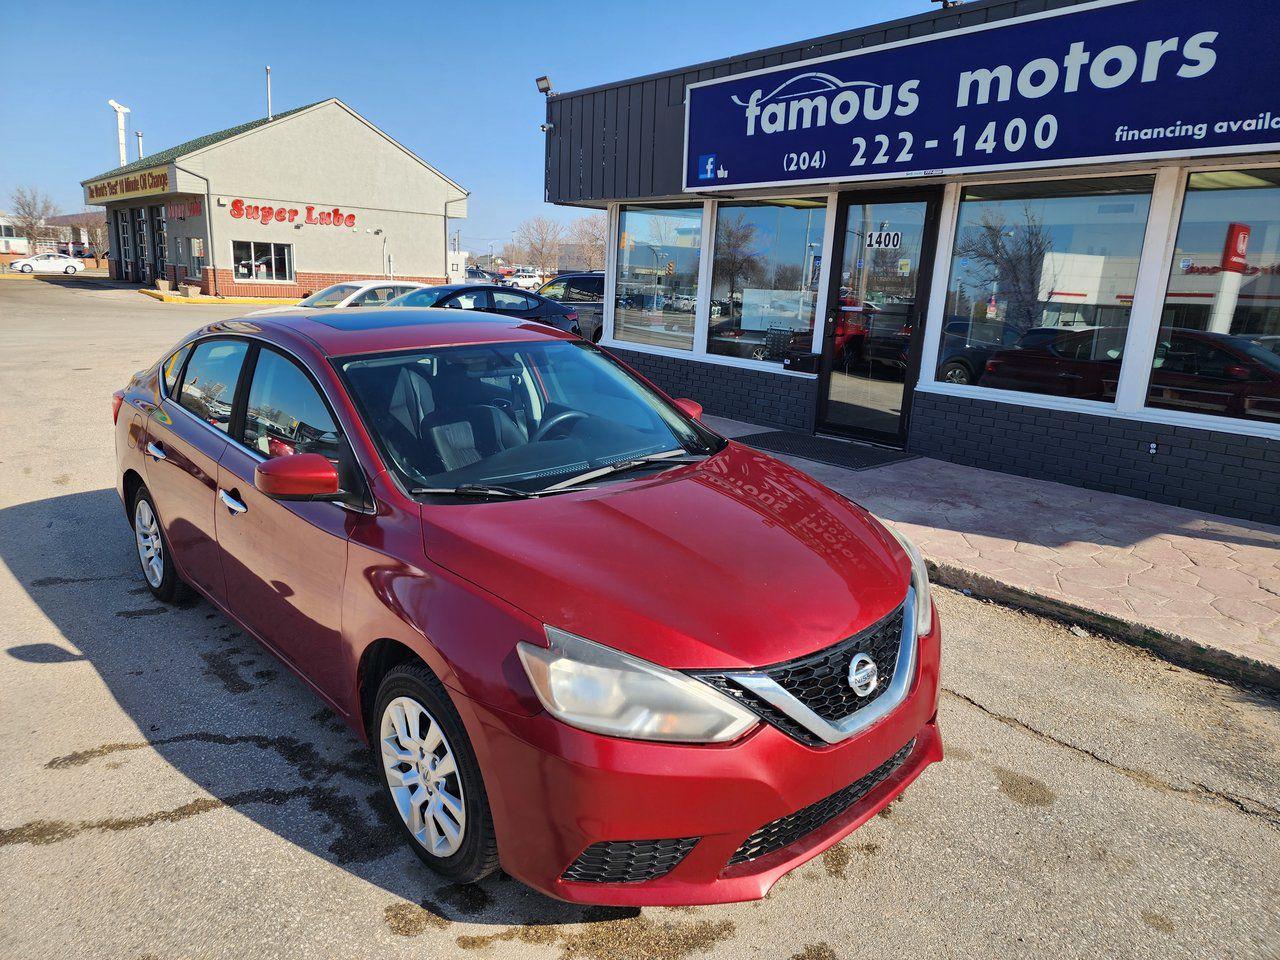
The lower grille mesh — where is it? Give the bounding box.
[727,738,916,867]
[562,837,699,883]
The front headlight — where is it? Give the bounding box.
[517,626,758,743]
[886,525,934,638]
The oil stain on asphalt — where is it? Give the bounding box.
[992,766,1057,807]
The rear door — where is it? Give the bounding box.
[490,288,540,319]
[144,338,250,604]
[214,344,356,700]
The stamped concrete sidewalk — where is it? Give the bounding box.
[706,416,1280,690]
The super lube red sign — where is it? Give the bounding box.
[229,198,357,228]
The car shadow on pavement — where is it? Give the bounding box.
[0,488,637,931]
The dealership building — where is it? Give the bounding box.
[82,98,467,297]
[543,0,1280,523]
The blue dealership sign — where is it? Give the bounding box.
[683,0,1280,191]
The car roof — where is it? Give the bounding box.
[204,308,576,358]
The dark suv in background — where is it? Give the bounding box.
[538,272,605,342]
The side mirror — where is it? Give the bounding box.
[255,453,340,500]
[674,397,703,421]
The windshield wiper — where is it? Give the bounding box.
[544,450,708,492]
[412,483,534,500]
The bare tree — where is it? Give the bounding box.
[951,204,1054,337]
[64,210,109,267]
[711,211,763,315]
[567,213,608,271]
[513,216,564,275]
[8,186,59,253]
[499,241,525,269]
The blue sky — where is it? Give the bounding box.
[1,0,922,250]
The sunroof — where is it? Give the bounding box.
[307,309,507,331]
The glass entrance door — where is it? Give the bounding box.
[818,192,940,445]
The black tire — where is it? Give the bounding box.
[939,360,973,385]
[591,325,603,344]
[372,662,499,883]
[20,264,32,273]
[131,485,193,603]
[64,265,76,275]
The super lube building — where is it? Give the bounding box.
[542,0,1280,524]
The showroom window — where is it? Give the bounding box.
[938,177,1153,401]
[1145,168,1280,424]
[232,240,294,281]
[707,199,826,363]
[613,205,702,350]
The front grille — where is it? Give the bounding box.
[561,837,699,883]
[727,738,916,867]
[692,602,906,746]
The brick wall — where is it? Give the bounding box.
[198,269,447,298]
[908,391,1280,525]
[609,347,818,432]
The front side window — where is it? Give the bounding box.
[178,340,248,432]
[1146,169,1280,424]
[566,277,604,301]
[232,240,294,281]
[242,348,342,459]
[443,290,490,310]
[340,340,719,494]
[708,199,826,362]
[539,279,567,300]
[614,205,702,350]
[940,177,1153,402]
[299,283,359,308]
[162,345,191,397]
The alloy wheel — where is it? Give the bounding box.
[380,696,466,857]
[134,498,165,588]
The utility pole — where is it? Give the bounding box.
[265,66,273,119]
[135,131,144,160]
[107,100,130,167]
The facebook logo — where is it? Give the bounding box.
[697,154,717,180]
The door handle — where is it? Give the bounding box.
[218,489,248,515]
[145,441,167,461]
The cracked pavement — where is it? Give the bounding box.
[1,281,1278,959]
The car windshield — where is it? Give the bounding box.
[339,339,722,496]
[386,287,454,308]
[300,283,360,308]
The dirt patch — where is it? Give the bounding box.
[1140,910,1176,934]
[822,843,851,877]
[993,766,1056,807]
[458,916,735,960]
[791,945,838,960]
[384,901,450,936]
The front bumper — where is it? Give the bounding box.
[460,615,942,906]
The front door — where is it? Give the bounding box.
[817,190,942,445]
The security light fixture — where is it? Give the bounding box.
[535,75,553,96]
[540,123,555,134]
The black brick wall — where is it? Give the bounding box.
[908,392,1280,525]
[610,347,818,432]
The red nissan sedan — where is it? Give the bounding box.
[112,309,942,905]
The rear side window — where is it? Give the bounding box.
[242,348,342,459]
[162,345,191,397]
[179,340,249,432]
[492,290,536,311]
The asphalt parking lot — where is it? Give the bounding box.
[1,280,1278,960]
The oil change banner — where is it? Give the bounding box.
[683,0,1280,191]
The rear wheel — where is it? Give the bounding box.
[374,663,499,883]
[939,360,973,385]
[132,486,192,603]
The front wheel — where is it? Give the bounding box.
[64,265,77,275]
[939,360,973,385]
[374,663,499,883]
[20,264,32,273]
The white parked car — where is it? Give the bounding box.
[243,280,429,316]
[507,269,544,291]
[10,253,85,275]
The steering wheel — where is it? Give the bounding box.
[531,409,588,442]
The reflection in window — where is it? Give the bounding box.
[232,240,294,281]
[614,206,702,350]
[939,178,1152,399]
[707,199,826,362]
[1146,169,1280,424]
[243,349,341,459]
[178,340,248,432]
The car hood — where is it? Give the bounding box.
[420,442,909,670]
[243,304,307,317]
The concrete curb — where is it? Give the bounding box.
[928,561,1280,694]
[137,288,297,305]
